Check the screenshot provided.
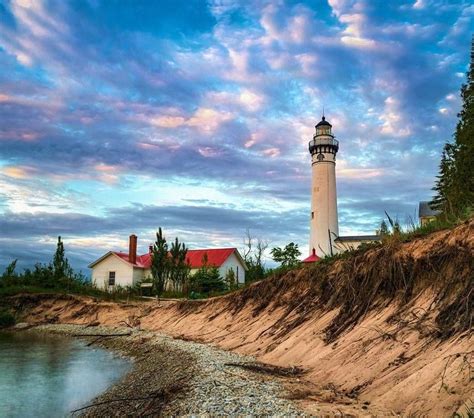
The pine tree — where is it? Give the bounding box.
[53,236,70,280]
[189,253,225,295]
[452,36,474,213]
[379,220,389,236]
[432,37,474,216]
[169,237,189,292]
[431,144,456,213]
[225,268,237,290]
[151,228,169,297]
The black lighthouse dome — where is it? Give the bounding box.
[315,116,332,136]
[315,116,332,128]
[309,115,339,156]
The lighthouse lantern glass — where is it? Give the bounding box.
[317,126,331,136]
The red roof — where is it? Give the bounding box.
[302,253,321,263]
[112,248,237,269]
[185,248,235,269]
[113,252,152,268]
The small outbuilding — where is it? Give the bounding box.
[419,201,440,226]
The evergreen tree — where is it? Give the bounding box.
[432,37,474,216]
[452,36,474,213]
[169,237,190,292]
[53,236,71,281]
[189,254,225,294]
[379,220,389,236]
[431,144,456,213]
[2,259,17,279]
[151,228,169,297]
[225,268,237,290]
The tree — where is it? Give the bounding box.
[52,236,73,290]
[225,268,237,291]
[1,260,17,286]
[189,254,225,295]
[151,228,169,297]
[270,242,301,267]
[432,37,474,216]
[2,259,17,279]
[242,229,268,283]
[431,143,456,214]
[169,237,190,292]
[53,236,71,280]
[451,37,474,213]
[379,220,389,236]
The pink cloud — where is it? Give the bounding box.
[263,147,280,158]
[2,165,38,179]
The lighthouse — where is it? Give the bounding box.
[308,116,339,258]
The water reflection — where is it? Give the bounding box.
[0,331,130,418]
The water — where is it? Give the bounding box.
[0,331,131,418]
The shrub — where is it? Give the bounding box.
[0,310,15,328]
[189,265,226,295]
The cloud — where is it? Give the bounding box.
[0,203,309,269]
[412,0,426,10]
[0,0,471,271]
[379,96,411,137]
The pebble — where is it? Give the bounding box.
[33,324,303,416]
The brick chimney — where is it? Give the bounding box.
[129,234,137,264]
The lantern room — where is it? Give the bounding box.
[315,116,332,136]
[308,116,339,156]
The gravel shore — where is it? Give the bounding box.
[34,324,302,417]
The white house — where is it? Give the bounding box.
[88,235,247,290]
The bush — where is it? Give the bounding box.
[189,265,226,295]
[0,310,15,328]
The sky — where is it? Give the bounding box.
[0,0,472,273]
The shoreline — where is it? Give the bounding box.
[30,324,302,417]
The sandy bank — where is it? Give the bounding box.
[7,220,474,416]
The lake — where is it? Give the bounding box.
[0,331,131,417]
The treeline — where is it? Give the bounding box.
[431,38,474,218]
[0,236,91,294]
[1,228,304,299]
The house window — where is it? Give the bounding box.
[311,211,314,219]
[236,266,239,283]
[108,271,116,286]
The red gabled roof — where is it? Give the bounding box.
[112,248,237,269]
[185,248,235,269]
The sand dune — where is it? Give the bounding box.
[12,219,474,416]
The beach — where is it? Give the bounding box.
[31,324,302,417]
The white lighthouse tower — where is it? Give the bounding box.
[308,116,339,258]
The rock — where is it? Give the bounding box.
[13,322,30,329]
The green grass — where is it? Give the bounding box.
[0,285,49,298]
[0,283,144,302]
[399,216,465,241]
